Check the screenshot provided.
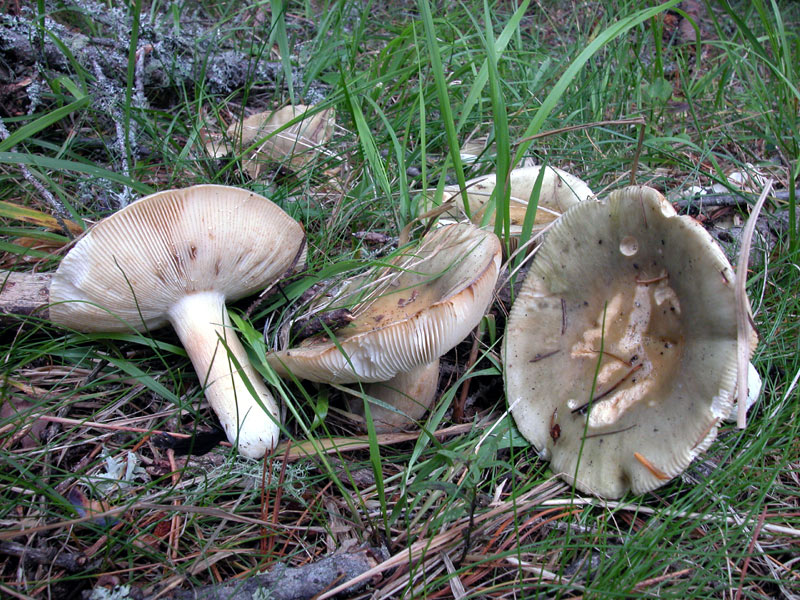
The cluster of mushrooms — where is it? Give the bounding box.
[0,168,756,499]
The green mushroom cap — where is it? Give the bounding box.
[504,185,754,498]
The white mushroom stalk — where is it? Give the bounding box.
[168,291,279,456]
[347,360,441,432]
[48,185,305,458]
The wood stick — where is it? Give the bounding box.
[0,270,51,320]
[0,540,98,573]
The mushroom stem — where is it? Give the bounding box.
[168,291,279,458]
[347,360,440,432]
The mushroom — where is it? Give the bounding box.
[504,185,757,498]
[433,165,594,231]
[208,105,335,178]
[267,223,502,430]
[8,185,305,458]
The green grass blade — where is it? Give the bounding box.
[270,0,295,104]
[101,354,180,404]
[124,0,142,165]
[513,0,682,165]
[365,96,412,224]
[341,75,395,222]
[456,0,529,132]
[418,0,470,216]
[0,152,152,194]
[512,161,546,272]
[479,0,511,242]
[0,98,90,153]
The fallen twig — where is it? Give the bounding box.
[0,6,325,101]
[673,187,795,213]
[0,540,99,573]
[0,269,51,320]
[275,422,476,461]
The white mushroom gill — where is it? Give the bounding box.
[267,223,501,432]
[267,223,501,384]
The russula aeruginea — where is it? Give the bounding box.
[436,165,593,231]
[267,223,501,429]
[48,185,305,458]
[504,185,757,498]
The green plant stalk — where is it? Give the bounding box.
[418,0,470,217]
[651,11,664,79]
[0,98,90,153]
[0,152,152,194]
[456,0,530,132]
[714,0,799,251]
[479,0,512,245]
[257,354,367,532]
[412,25,430,197]
[365,96,412,225]
[346,0,373,70]
[124,0,142,167]
[341,76,395,215]
[270,0,295,104]
[316,320,390,539]
[511,161,546,273]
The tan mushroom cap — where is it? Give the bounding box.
[50,185,304,330]
[209,105,335,178]
[50,185,306,458]
[437,165,594,229]
[267,223,502,383]
[504,185,756,498]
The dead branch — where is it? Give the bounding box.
[673,188,797,214]
[0,270,51,320]
[0,540,100,573]
[0,2,327,104]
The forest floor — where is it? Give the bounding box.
[0,1,799,599]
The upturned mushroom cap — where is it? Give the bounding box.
[437,165,594,229]
[267,223,501,383]
[50,185,305,458]
[504,185,756,498]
